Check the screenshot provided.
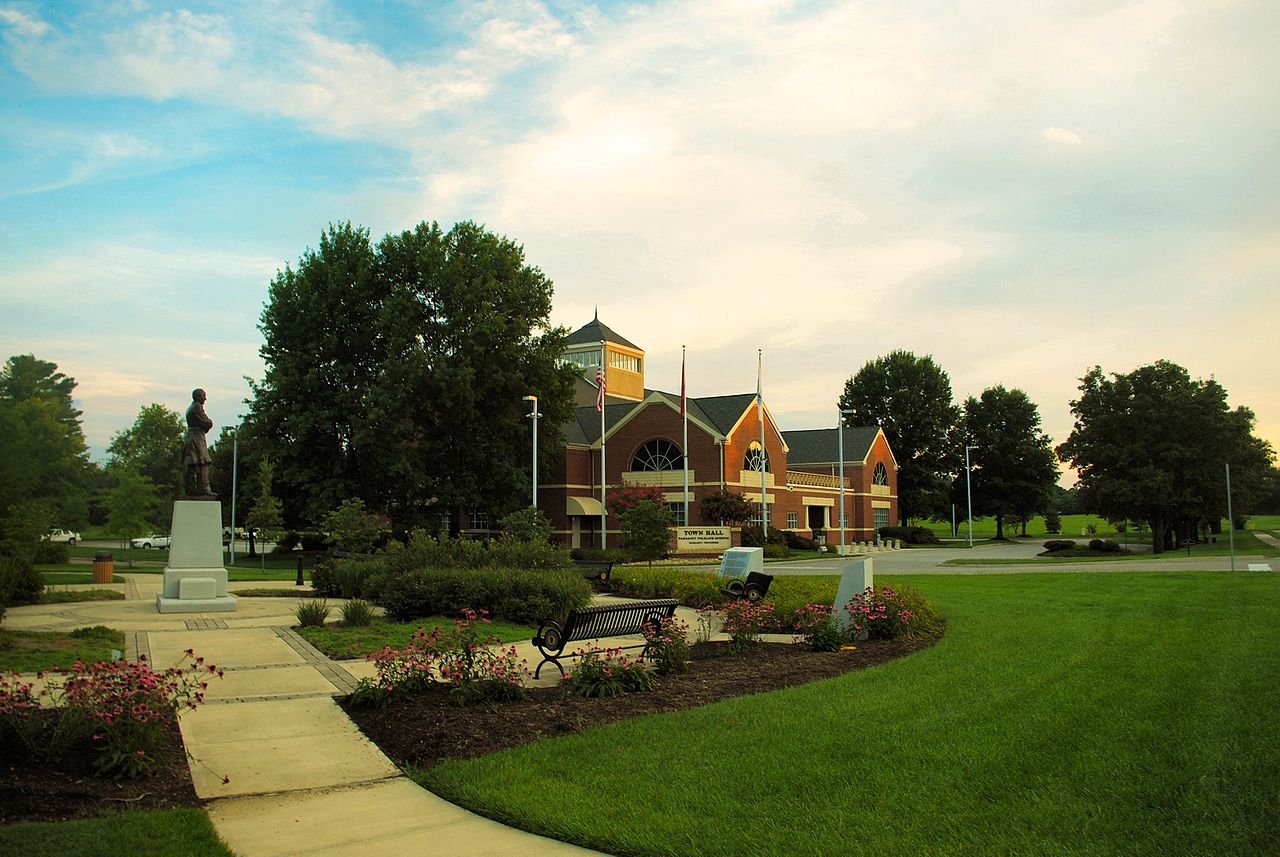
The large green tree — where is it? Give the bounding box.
[1058,361,1274,553]
[105,468,158,566]
[209,422,263,529]
[251,221,577,529]
[0,355,89,533]
[107,403,184,525]
[838,351,959,523]
[961,386,1059,540]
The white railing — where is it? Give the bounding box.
[786,471,849,489]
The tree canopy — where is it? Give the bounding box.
[961,386,1058,540]
[250,221,578,529]
[0,355,89,535]
[839,350,959,523]
[107,403,184,527]
[1057,361,1274,552]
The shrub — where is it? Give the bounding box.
[487,538,574,571]
[741,526,787,548]
[313,557,392,599]
[496,507,552,543]
[793,604,844,651]
[341,599,375,627]
[620,501,674,564]
[273,531,301,553]
[0,556,44,605]
[1089,539,1123,552]
[1043,510,1062,534]
[720,600,777,653]
[642,616,691,674]
[569,547,631,564]
[1085,523,1099,536]
[299,531,327,552]
[295,599,331,627]
[783,532,817,551]
[1,651,221,779]
[376,567,589,625]
[607,566,725,607]
[33,540,71,564]
[840,584,940,640]
[878,526,940,545]
[763,544,789,559]
[1042,539,1077,552]
[353,609,526,706]
[562,647,656,698]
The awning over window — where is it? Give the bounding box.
[566,496,604,516]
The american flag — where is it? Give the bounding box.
[595,365,606,412]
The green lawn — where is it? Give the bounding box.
[1247,514,1280,531]
[418,572,1280,856]
[0,626,125,673]
[942,530,1276,565]
[0,808,231,856]
[297,615,534,660]
[40,569,95,584]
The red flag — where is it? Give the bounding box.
[595,365,606,412]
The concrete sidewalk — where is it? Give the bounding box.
[8,575,605,856]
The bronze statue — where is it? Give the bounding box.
[183,388,215,496]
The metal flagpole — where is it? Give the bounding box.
[682,345,688,527]
[758,350,766,534]
[1226,462,1235,572]
[599,339,607,549]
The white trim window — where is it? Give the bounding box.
[787,511,799,529]
[468,510,490,530]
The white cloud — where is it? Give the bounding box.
[1041,126,1083,145]
[0,7,50,37]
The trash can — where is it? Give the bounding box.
[92,551,114,584]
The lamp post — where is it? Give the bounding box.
[522,395,540,509]
[229,426,239,565]
[838,408,852,555]
[965,444,979,548]
[1226,461,1235,572]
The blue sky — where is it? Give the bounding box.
[1,0,1277,474]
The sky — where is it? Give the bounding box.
[1,0,1277,479]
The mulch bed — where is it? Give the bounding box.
[0,714,201,825]
[344,635,938,770]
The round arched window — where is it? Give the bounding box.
[743,441,770,473]
[631,438,682,472]
[873,462,888,485]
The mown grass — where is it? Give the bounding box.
[1246,514,1280,531]
[297,615,534,660]
[0,808,231,856]
[39,569,95,584]
[418,572,1280,856]
[0,626,125,673]
[38,589,124,604]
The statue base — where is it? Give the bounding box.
[155,499,237,614]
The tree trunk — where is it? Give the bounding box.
[1151,516,1166,554]
[1021,519,1028,537]
[995,514,1004,540]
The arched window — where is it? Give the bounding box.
[873,462,888,485]
[631,438,682,471]
[743,440,770,473]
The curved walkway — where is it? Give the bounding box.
[8,576,606,857]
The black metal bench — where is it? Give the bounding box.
[532,598,679,678]
[720,571,773,602]
[573,559,614,587]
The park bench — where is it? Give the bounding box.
[720,571,774,602]
[573,559,614,588]
[532,598,679,678]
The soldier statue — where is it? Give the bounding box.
[183,388,215,497]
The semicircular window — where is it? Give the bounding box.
[873,462,888,485]
[631,438,683,472]
[743,440,771,473]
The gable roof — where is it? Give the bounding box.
[783,426,884,465]
[691,393,761,435]
[566,317,640,351]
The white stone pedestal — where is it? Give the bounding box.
[833,558,874,635]
[156,499,237,614]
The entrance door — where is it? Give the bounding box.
[808,506,826,529]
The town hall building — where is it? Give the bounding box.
[542,317,899,548]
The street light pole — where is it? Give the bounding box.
[965,444,978,548]
[1226,461,1235,572]
[522,395,540,509]
[229,427,239,565]
[839,408,852,555]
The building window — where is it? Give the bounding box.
[840,512,848,528]
[874,462,888,486]
[609,351,641,373]
[667,503,686,526]
[874,508,889,532]
[631,438,682,471]
[563,350,601,370]
[468,509,489,530]
[787,511,799,529]
[437,510,451,533]
[743,441,770,473]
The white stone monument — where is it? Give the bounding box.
[156,499,236,613]
[719,546,764,578]
[832,557,873,634]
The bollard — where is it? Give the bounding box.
[296,556,305,587]
[93,551,114,584]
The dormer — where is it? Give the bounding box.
[564,314,645,402]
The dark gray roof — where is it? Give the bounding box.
[783,426,880,464]
[690,393,759,435]
[567,401,644,445]
[566,317,640,351]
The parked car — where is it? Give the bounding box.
[45,529,81,546]
[131,534,171,549]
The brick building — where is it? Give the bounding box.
[542,317,899,548]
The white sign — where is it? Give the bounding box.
[832,558,874,633]
[719,546,764,578]
[676,526,732,553]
